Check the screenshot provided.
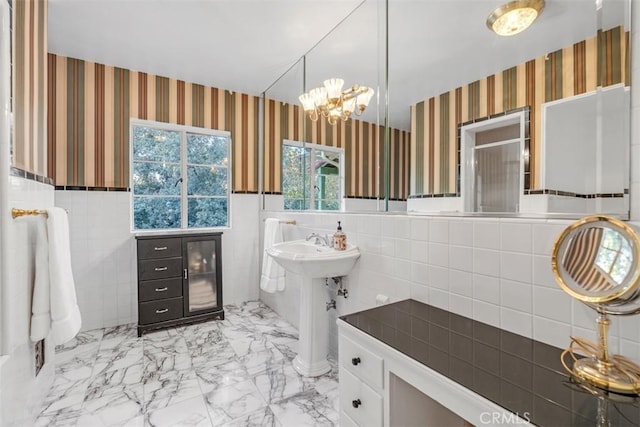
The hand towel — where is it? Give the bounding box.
[30,207,82,345]
[260,218,285,293]
[30,216,51,342]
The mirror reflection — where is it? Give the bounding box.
[553,216,640,307]
[263,0,397,212]
[561,226,632,294]
[261,0,631,217]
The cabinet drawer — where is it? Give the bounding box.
[340,369,383,427]
[139,297,183,325]
[139,277,183,302]
[340,335,384,390]
[137,238,181,260]
[138,257,182,281]
[340,411,359,427]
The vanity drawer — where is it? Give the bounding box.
[139,277,183,302]
[138,257,182,281]
[340,411,359,427]
[340,335,384,390]
[340,369,382,427]
[137,238,182,260]
[139,297,183,325]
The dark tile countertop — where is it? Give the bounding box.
[339,299,640,426]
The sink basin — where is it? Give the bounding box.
[265,238,361,377]
[266,239,360,278]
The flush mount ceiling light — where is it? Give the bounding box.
[299,78,374,125]
[486,0,545,36]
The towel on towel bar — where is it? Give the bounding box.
[30,207,82,344]
[260,218,286,293]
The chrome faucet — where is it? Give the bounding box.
[306,232,331,247]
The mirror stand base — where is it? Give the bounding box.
[561,336,640,395]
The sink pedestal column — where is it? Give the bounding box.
[292,277,331,377]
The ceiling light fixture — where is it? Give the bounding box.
[486,0,545,36]
[299,78,374,125]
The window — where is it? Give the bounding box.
[461,111,525,213]
[282,140,343,211]
[595,228,632,285]
[131,120,231,231]
[474,140,520,212]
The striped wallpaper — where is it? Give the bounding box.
[48,54,259,191]
[49,54,410,199]
[411,26,629,196]
[263,100,410,199]
[13,0,48,176]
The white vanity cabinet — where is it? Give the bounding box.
[339,335,384,426]
[337,318,533,427]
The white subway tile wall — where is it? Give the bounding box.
[259,209,640,363]
[1,177,56,426]
[55,190,136,331]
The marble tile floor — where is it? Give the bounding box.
[36,302,340,427]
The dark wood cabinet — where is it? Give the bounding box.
[136,233,224,336]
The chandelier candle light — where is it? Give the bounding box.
[299,78,374,125]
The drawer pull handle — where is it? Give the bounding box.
[154,267,168,272]
[351,357,361,366]
[155,308,169,314]
[155,287,168,292]
[352,399,361,408]
[154,246,168,251]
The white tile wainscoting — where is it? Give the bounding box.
[1,176,56,426]
[259,210,640,366]
[54,191,262,333]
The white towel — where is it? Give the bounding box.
[260,218,285,293]
[30,207,82,345]
[30,216,51,342]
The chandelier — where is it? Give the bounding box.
[299,78,374,125]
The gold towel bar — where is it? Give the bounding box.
[11,208,49,219]
[263,219,296,225]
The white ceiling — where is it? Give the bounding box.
[48,0,364,96]
[48,0,628,130]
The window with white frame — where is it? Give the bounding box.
[282,140,343,210]
[131,120,231,230]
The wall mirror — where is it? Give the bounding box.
[552,215,640,394]
[396,0,630,218]
[261,0,631,218]
[261,0,389,213]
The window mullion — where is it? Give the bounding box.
[309,147,315,210]
[181,131,188,229]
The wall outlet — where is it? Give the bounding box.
[376,294,390,305]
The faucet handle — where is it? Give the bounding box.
[326,234,334,248]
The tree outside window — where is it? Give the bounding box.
[131,120,231,230]
[282,140,343,211]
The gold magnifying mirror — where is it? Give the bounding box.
[552,215,640,395]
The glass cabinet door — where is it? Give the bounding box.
[183,236,221,315]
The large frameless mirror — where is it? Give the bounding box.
[261,0,389,213]
[260,0,631,218]
[398,0,630,218]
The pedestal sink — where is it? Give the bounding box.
[267,239,360,377]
